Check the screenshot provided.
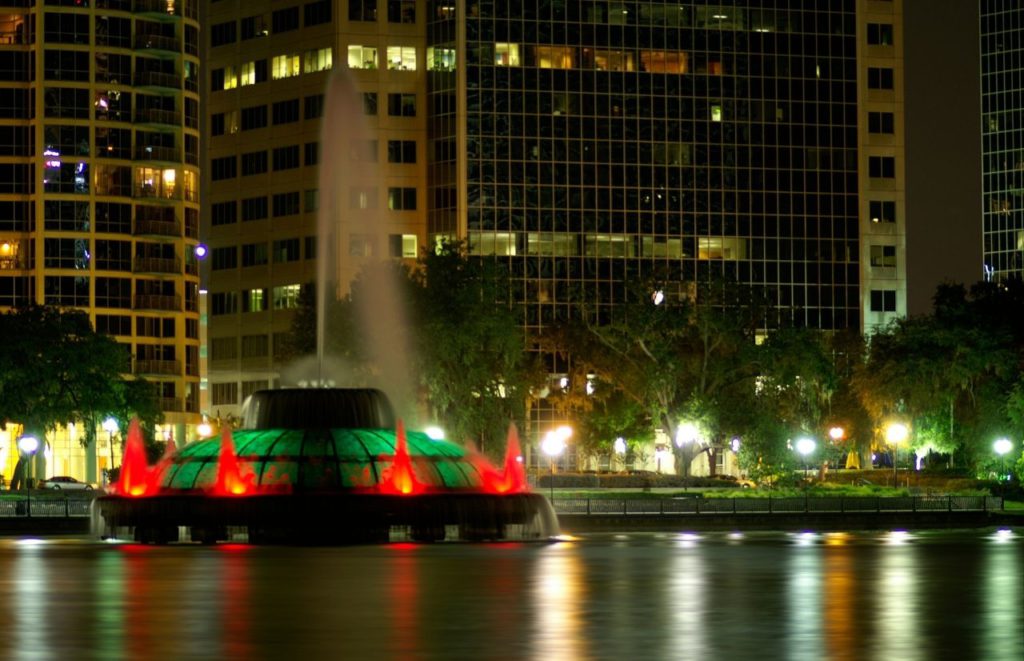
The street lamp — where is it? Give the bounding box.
[885,422,909,488]
[541,427,570,501]
[994,438,1013,481]
[795,437,816,480]
[17,435,38,517]
[614,437,627,473]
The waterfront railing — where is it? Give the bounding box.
[552,495,1003,515]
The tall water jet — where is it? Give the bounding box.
[314,69,416,423]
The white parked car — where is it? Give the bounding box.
[38,476,95,491]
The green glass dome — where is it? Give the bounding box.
[158,428,488,492]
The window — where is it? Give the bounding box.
[273,238,301,263]
[211,292,239,316]
[304,48,333,73]
[427,47,456,71]
[241,14,268,40]
[868,156,895,179]
[495,43,520,66]
[272,284,302,309]
[212,201,237,226]
[870,289,896,313]
[349,0,377,21]
[867,23,894,46]
[305,0,332,26]
[388,187,416,211]
[272,54,300,79]
[273,145,300,170]
[211,21,236,47]
[389,234,417,258]
[363,92,378,115]
[348,46,378,69]
[241,105,268,130]
[240,60,258,86]
[211,382,238,405]
[273,191,300,216]
[273,99,300,125]
[868,67,894,90]
[242,289,266,313]
[387,140,416,164]
[211,156,237,181]
[870,245,896,269]
[44,88,89,119]
[95,277,132,308]
[305,94,324,119]
[211,337,238,360]
[272,6,300,33]
[868,111,894,134]
[304,142,319,166]
[96,314,132,336]
[44,276,89,307]
[388,0,415,23]
[211,113,225,136]
[304,189,319,212]
[349,234,376,257]
[44,13,89,45]
[241,151,268,176]
[241,242,269,267]
[870,200,896,224]
[304,236,317,259]
[386,46,416,71]
[211,247,237,270]
[388,93,416,117]
[222,65,239,90]
[242,196,268,221]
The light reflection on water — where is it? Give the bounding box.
[0,530,1020,660]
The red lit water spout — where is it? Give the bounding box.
[480,423,530,494]
[112,418,153,497]
[379,420,425,495]
[145,440,178,493]
[213,427,254,496]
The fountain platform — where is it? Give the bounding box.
[93,388,559,544]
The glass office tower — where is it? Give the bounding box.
[981,0,1024,281]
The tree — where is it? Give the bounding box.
[412,241,545,455]
[0,305,161,486]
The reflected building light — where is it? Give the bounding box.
[787,547,824,659]
[984,529,1022,658]
[668,546,707,657]
[533,550,585,660]
[872,539,920,660]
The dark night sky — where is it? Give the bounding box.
[904,0,983,316]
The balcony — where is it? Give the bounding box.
[159,397,184,413]
[134,34,180,53]
[136,359,181,376]
[134,185,181,201]
[133,256,181,274]
[134,0,181,18]
[133,71,181,90]
[0,254,24,270]
[134,218,181,237]
[134,294,181,311]
[135,145,180,163]
[134,108,180,126]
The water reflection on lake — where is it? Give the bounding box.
[0,529,1020,660]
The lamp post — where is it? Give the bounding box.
[675,422,699,490]
[17,435,38,517]
[614,437,627,473]
[795,437,816,481]
[885,422,909,488]
[994,438,1013,481]
[541,427,569,501]
[102,417,118,481]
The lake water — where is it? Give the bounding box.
[0,529,1020,660]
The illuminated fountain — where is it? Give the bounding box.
[93,389,559,544]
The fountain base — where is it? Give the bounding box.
[94,492,559,545]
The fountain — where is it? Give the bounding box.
[92,71,558,544]
[92,389,559,544]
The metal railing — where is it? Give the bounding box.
[552,496,1004,515]
[0,498,94,518]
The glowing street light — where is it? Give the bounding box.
[795,437,816,480]
[829,426,845,442]
[994,438,1013,481]
[541,426,570,500]
[17,435,38,516]
[886,422,909,488]
[614,437,627,472]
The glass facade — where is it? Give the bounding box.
[981,1,1024,281]
[431,1,864,331]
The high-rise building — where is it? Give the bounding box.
[0,0,202,480]
[205,1,907,426]
[981,0,1024,283]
